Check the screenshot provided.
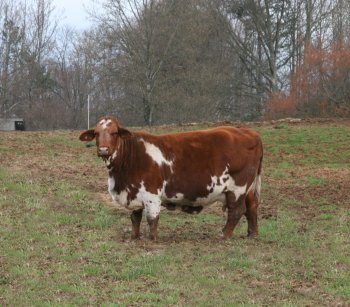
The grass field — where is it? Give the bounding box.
[0,120,349,306]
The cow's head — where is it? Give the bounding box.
[79,116,132,159]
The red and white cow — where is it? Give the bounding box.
[80,116,263,241]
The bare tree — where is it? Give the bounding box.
[215,0,299,94]
[28,0,57,62]
[96,0,179,125]
[2,0,349,129]
[0,0,59,127]
[0,1,26,116]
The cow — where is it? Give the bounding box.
[79,116,263,241]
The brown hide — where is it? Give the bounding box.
[80,117,263,241]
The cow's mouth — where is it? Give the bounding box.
[100,155,110,161]
[101,150,117,167]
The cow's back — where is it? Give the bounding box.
[140,126,261,171]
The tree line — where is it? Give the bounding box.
[0,0,349,130]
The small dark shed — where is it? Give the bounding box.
[0,118,25,131]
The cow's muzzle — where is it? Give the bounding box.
[98,147,110,157]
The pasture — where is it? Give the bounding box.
[1,120,349,306]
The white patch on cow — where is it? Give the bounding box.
[195,191,225,206]
[117,190,129,206]
[108,177,130,207]
[232,184,247,200]
[247,177,255,194]
[127,199,144,210]
[136,181,165,220]
[108,177,117,201]
[195,167,247,205]
[105,150,118,168]
[112,150,117,160]
[255,174,262,201]
[166,193,185,202]
[140,139,173,171]
[108,178,166,217]
[246,173,261,201]
[99,119,112,130]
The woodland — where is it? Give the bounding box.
[0,0,349,129]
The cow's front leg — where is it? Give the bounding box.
[147,215,159,241]
[144,201,161,241]
[130,209,143,240]
[222,191,246,239]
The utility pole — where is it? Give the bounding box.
[87,94,90,129]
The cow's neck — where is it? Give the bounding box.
[107,136,137,191]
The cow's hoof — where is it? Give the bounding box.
[131,235,141,241]
[247,232,258,238]
[220,233,232,240]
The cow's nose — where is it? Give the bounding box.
[98,147,109,156]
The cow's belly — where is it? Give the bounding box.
[162,192,225,207]
[163,166,248,208]
[108,166,250,215]
[161,192,226,214]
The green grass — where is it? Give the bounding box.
[260,126,350,168]
[1,122,350,306]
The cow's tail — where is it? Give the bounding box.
[246,154,262,204]
[245,139,263,204]
[254,154,263,203]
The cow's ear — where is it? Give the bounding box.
[118,127,133,139]
[79,129,95,141]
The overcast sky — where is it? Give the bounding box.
[53,0,95,30]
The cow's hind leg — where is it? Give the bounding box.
[222,191,246,239]
[131,209,143,240]
[245,191,259,237]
